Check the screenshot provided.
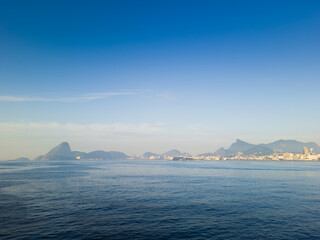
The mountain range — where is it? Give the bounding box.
[210,139,320,156]
[33,142,193,161]
[35,142,128,160]
[141,149,191,159]
[15,139,320,161]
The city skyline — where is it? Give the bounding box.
[1,1,320,160]
[14,138,320,161]
[6,138,320,161]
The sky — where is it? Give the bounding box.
[0,0,320,159]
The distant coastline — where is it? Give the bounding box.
[12,139,320,162]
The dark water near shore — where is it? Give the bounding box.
[1,160,320,239]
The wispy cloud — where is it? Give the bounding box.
[0,91,141,102]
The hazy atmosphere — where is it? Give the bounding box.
[3,2,320,240]
[1,0,320,160]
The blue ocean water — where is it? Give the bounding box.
[1,160,320,239]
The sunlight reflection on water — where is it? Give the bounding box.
[1,160,320,239]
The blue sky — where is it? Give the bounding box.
[0,0,320,159]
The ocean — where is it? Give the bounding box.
[1,159,320,239]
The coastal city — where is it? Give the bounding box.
[140,147,320,161]
[26,139,320,162]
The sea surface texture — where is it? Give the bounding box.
[1,160,320,239]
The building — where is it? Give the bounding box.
[303,147,309,156]
[283,153,293,160]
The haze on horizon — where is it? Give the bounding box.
[1,0,320,160]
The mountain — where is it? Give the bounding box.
[262,140,320,154]
[37,142,74,160]
[227,139,255,154]
[197,147,231,157]
[160,149,183,159]
[35,142,128,160]
[213,139,320,156]
[243,146,274,156]
[213,147,232,156]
